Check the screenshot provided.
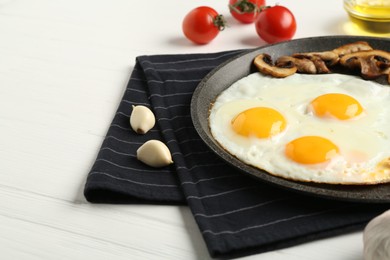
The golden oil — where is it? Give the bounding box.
[344,0,390,34]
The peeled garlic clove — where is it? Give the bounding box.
[363,209,390,260]
[130,105,155,134]
[137,140,173,168]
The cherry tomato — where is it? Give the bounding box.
[255,5,296,44]
[229,0,265,24]
[182,6,226,45]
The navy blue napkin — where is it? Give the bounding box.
[84,50,389,258]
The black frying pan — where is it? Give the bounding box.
[191,35,390,203]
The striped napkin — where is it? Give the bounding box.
[84,50,389,258]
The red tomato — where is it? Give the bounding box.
[182,6,226,45]
[229,0,266,24]
[255,5,297,44]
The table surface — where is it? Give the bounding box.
[1,0,388,259]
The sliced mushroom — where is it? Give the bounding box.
[293,51,340,67]
[276,56,317,74]
[254,53,297,78]
[340,50,390,67]
[340,50,390,80]
[292,53,331,74]
[376,55,390,73]
[332,41,373,56]
[380,65,390,84]
[311,56,331,74]
[360,56,384,79]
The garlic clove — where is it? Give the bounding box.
[363,209,390,260]
[130,105,155,134]
[136,140,173,168]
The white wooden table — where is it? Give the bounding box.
[0,0,385,259]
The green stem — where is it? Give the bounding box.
[213,14,227,31]
[229,0,258,14]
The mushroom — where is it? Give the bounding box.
[276,56,317,74]
[293,51,340,67]
[254,53,297,78]
[308,55,331,74]
[292,51,340,74]
[339,50,390,82]
[332,41,373,57]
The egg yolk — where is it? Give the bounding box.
[310,93,363,120]
[231,107,286,138]
[285,136,339,164]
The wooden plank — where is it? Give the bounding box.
[0,185,211,259]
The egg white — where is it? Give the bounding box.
[209,73,390,184]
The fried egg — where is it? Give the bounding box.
[209,73,390,184]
